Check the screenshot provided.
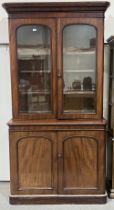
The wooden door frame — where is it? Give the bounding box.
[9,18,57,120]
[57,18,104,120]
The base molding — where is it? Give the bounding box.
[9,193,107,204]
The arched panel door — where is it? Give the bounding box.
[9,131,57,195]
[58,130,105,194]
[57,18,104,119]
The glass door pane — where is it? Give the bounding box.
[17,25,52,113]
[63,25,96,114]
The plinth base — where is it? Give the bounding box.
[10,193,107,205]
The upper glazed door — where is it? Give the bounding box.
[10,19,56,119]
[57,18,104,119]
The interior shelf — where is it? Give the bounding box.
[18,47,95,59]
[64,109,95,113]
[63,47,95,55]
[64,69,95,73]
[21,110,51,114]
[17,47,50,59]
[64,90,95,97]
[19,90,51,94]
[20,70,94,73]
[19,70,51,73]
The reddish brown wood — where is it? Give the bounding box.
[9,122,106,197]
[9,194,107,204]
[8,119,106,126]
[3,2,109,14]
[9,18,57,120]
[3,2,109,204]
[9,131,57,195]
[57,17,104,120]
[4,2,108,120]
[58,130,106,194]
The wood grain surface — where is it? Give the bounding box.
[3,1,109,204]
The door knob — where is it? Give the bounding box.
[58,153,63,158]
[58,74,62,78]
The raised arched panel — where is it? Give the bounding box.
[9,131,57,195]
[17,136,52,189]
[58,131,99,194]
[63,136,98,189]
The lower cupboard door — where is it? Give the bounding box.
[9,131,57,195]
[58,131,105,194]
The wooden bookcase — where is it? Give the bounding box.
[3,2,109,204]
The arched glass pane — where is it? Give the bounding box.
[63,25,96,114]
[17,25,52,113]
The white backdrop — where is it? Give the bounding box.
[0,0,113,180]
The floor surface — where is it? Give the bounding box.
[0,182,114,210]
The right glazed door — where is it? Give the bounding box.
[58,130,105,194]
[57,18,104,120]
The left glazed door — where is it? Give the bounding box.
[9,131,57,195]
[9,19,57,119]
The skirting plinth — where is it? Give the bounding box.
[9,193,107,205]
